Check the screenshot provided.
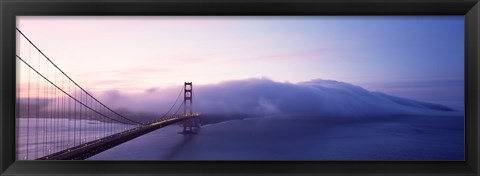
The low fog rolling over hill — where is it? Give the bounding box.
[88,78,464,160]
[90,78,461,121]
[18,78,461,123]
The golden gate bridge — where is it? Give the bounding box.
[15,28,200,160]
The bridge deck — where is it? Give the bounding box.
[36,115,200,160]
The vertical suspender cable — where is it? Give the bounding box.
[74,86,77,147]
[35,50,40,159]
[68,81,71,147]
[53,70,57,153]
[109,109,111,136]
[103,107,106,138]
[53,69,59,153]
[84,92,86,143]
[83,92,86,143]
[16,38,21,160]
[111,111,113,136]
[79,91,82,144]
[26,43,31,160]
[62,76,66,151]
[94,101,97,140]
[87,95,90,142]
[44,62,47,156]
[90,96,93,141]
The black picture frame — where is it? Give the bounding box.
[1,0,479,175]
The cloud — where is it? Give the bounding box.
[81,78,459,120]
[192,78,458,118]
[357,78,464,110]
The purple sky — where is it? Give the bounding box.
[16,16,464,111]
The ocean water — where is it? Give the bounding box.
[16,117,136,160]
[88,114,464,160]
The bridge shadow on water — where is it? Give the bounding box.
[163,129,199,160]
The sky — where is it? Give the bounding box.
[16,16,464,110]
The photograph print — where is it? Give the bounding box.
[15,16,464,160]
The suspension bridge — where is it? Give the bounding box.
[15,28,201,160]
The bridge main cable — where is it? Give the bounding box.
[158,86,184,120]
[16,55,136,125]
[16,28,143,125]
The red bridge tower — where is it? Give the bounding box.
[181,82,200,134]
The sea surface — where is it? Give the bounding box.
[17,114,464,160]
[16,117,136,160]
[87,114,464,160]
